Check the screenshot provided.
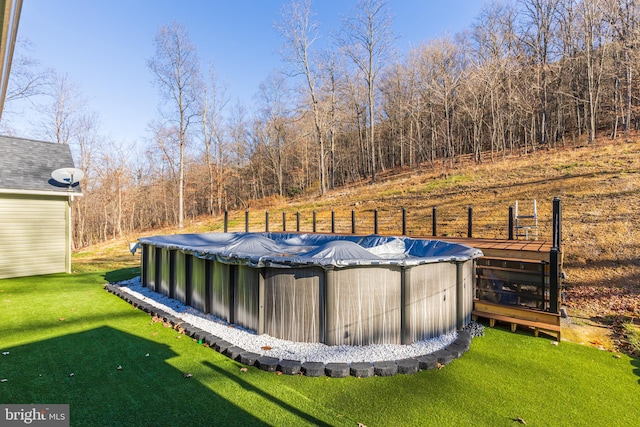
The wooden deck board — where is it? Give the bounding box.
[432,236,554,253]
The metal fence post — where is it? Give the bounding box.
[223,210,228,233]
[313,211,317,233]
[245,210,249,232]
[351,210,356,234]
[467,206,473,238]
[549,248,560,314]
[432,207,437,237]
[374,209,378,234]
[553,197,562,249]
[402,207,407,235]
[331,211,335,234]
[508,205,514,240]
[265,211,269,232]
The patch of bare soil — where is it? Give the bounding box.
[561,315,616,350]
[563,280,640,353]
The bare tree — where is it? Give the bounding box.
[147,22,201,228]
[23,0,640,248]
[36,72,88,145]
[318,49,343,189]
[255,71,292,197]
[603,0,638,137]
[276,0,329,195]
[2,38,52,122]
[199,65,229,215]
[339,0,395,182]
[226,101,251,207]
[430,37,465,163]
[341,59,369,178]
[519,0,561,149]
[70,110,102,247]
[576,0,609,144]
[470,1,519,156]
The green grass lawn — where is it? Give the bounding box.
[1,271,638,426]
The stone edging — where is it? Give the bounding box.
[105,284,474,378]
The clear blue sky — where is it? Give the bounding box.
[12,0,487,147]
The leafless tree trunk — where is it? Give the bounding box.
[339,0,395,183]
[276,0,328,195]
[519,0,560,149]
[604,0,638,136]
[199,66,229,215]
[577,0,608,144]
[148,22,201,228]
[256,72,292,197]
[318,50,342,190]
[38,72,87,145]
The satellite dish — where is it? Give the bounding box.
[51,167,84,187]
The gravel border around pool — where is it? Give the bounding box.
[104,283,480,378]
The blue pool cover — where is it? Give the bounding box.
[136,232,483,268]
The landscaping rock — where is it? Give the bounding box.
[350,362,374,378]
[256,356,279,372]
[463,321,485,337]
[277,360,302,375]
[190,328,209,341]
[373,361,398,377]
[213,340,233,354]
[164,315,181,328]
[137,303,153,313]
[301,362,325,377]
[432,349,455,365]
[395,358,419,374]
[416,354,438,370]
[325,363,350,378]
[445,343,466,359]
[454,332,472,352]
[108,282,479,379]
[202,334,222,347]
[224,346,246,361]
[182,324,197,336]
[239,352,260,366]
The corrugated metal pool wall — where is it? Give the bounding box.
[141,245,476,345]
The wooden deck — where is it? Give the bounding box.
[308,231,558,261]
[433,236,556,262]
[436,236,564,333]
[472,300,561,341]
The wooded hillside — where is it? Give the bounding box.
[3,1,639,249]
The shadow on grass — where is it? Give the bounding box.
[0,310,146,338]
[203,361,334,427]
[633,357,640,385]
[3,327,268,426]
[104,267,140,283]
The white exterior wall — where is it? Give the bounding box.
[0,193,70,279]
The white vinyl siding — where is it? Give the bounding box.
[0,193,69,279]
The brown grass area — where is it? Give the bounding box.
[75,136,640,353]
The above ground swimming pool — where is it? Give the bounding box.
[136,232,483,346]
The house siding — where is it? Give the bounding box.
[0,193,69,279]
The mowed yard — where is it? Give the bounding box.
[1,270,638,427]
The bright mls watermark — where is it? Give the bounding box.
[1,405,69,426]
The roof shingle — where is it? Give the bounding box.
[0,135,82,194]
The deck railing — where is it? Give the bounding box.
[217,198,563,315]
[221,197,562,250]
